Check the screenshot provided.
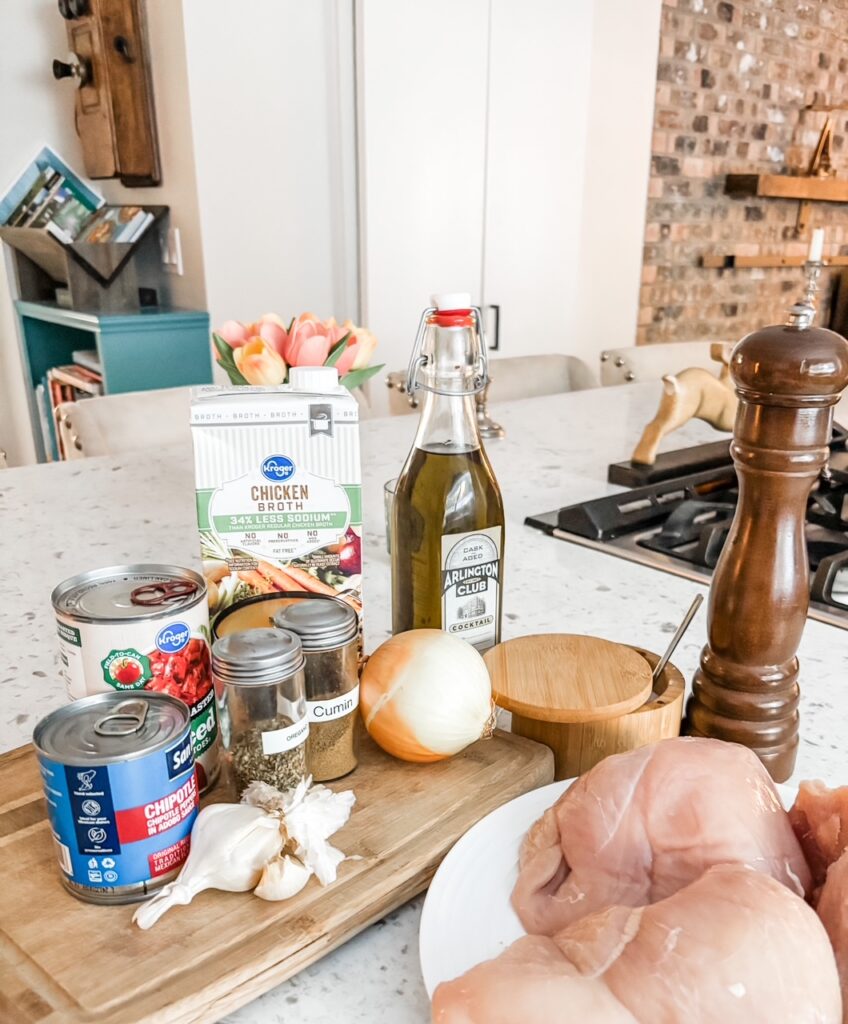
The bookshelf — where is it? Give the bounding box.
[15,301,212,462]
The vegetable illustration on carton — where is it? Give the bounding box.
[190,376,363,621]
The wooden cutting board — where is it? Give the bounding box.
[0,730,553,1024]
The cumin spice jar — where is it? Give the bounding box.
[274,598,359,781]
[212,628,309,795]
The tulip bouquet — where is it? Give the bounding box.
[213,313,383,389]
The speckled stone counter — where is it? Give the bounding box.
[2,381,845,1023]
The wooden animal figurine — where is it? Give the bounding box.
[631,342,736,466]
[686,317,848,782]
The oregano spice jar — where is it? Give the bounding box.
[212,628,309,795]
[273,598,359,781]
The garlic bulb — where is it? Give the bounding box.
[243,777,355,886]
[254,854,312,901]
[360,630,496,763]
[133,803,283,929]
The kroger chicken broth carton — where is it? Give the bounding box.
[190,370,362,626]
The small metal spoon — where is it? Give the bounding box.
[652,593,704,683]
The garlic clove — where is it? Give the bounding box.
[132,803,283,929]
[283,786,356,886]
[254,854,312,901]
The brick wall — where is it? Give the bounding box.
[639,0,848,346]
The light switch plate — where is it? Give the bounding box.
[162,226,183,275]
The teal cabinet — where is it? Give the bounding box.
[15,301,212,461]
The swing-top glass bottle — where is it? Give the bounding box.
[391,293,505,652]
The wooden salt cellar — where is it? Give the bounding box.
[686,314,848,782]
[485,634,684,779]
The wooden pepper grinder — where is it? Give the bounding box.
[686,311,848,782]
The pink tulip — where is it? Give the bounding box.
[283,313,332,367]
[259,313,287,328]
[233,338,287,385]
[334,323,379,376]
[258,319,288,357]
[218,319,252,348]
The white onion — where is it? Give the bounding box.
[360,630,495,762]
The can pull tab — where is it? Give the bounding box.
[131,580,198,606]
[94,699,149,737]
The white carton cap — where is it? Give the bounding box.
[431,292,472,311]
[288,366,340,391]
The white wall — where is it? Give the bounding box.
[181,0,359,333]
[0,0,207,466]
[574,0,663,362]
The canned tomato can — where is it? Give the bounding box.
[52,564,219,792]
[33,691,199,904]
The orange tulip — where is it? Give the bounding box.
[233,338,287,385]
[334,322,379,375]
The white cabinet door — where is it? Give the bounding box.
[481,0,593,359]
[357,0,490,376]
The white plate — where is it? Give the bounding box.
[419,778,796,996]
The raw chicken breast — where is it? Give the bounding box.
[789,781,848,1023]
[790,780,848,890]
[513,736,811,935]
[818,852,848,1024]
[433,864,841,1024]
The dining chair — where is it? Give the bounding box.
[384,353,598,415]
[55,387,192,459]
[599,341,723,386]
[55,384,384,457]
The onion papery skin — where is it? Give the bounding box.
[360,629,494,763]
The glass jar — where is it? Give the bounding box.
[273,597,359,781]
[212,627,308,795]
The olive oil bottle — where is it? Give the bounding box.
[391,293,505,652]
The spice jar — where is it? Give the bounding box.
[212,628,308,795]
[273,597,359,781]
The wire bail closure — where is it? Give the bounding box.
[406,305,490,396]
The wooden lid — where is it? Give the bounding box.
[484,634,653,723]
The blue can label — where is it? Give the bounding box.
[166,732,194,780]
[38,734,199,891]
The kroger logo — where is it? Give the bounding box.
[261,455,295,481]
[156,622,190,654]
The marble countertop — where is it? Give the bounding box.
[2,381,846,1023]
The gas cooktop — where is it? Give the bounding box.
[526,440,848,631]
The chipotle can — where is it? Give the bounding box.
[52,564,220,792]
[34,691,198,904]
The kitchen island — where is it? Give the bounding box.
[1,381,845,1023]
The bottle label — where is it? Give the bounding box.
[308,685,360,722]
[261,718,309,755]
[440,526,502,652]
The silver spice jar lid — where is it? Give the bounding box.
[273,596,358,651]
[212,628,305,684]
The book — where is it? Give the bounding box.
[35,381,58,462]
[49,364,102,396]
[79,206,151,245]
[72,349,102,373]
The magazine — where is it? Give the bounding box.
[0,146,102,232]
[6,169,61,227]
[79,206,153,245]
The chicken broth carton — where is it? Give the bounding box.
[190,369,362,624]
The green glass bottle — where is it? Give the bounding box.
[391,293,505,652]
